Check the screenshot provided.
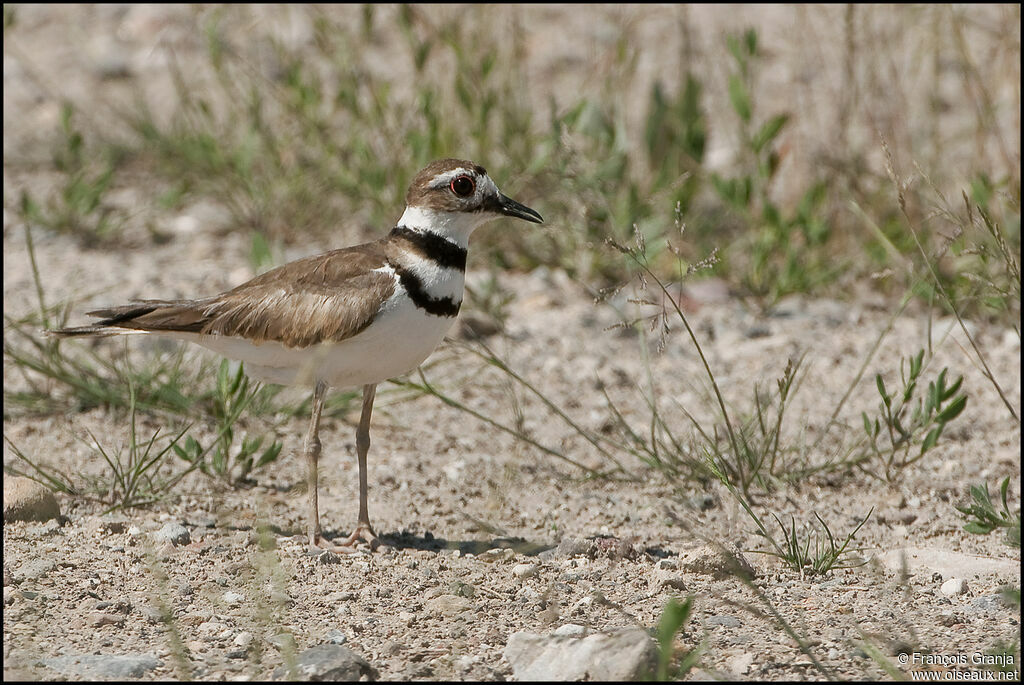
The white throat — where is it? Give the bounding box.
[396,206,490,249]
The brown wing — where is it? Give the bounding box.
[57,241,396,349]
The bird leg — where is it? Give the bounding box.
[335,383,379,550]
[304,380,328,547]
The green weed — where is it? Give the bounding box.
[173,360,283,486]
[17,103,124,245]
[653,596,702,680]
[858,349,968,482]
[955,477,1021,548]
[5,388,190,511]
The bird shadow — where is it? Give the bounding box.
[336,529,555,557]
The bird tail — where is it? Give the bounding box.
[47,300,194,338]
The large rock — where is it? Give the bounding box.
[504,627,657,681]
[3,477,61,523]
[43,653,161,679]
[274,644,377,681]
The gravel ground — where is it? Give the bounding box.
[3,4,1020,681]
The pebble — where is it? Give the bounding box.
[222,591,245,605]
[139,605,163,624]
[43,653,161,679]
[653,569,688,591]
[504,627,657,681]
[426,595,474,618]
[970,594,1010,612]
[3,477,61,523]
[705,614,742,628]
[726,651,755,675]
[477,548,515,563]
[268,633,296,650]
[154,522,190,546]
[553,623,587,637]
[89,612,126,627]
[197,620,226,636]
[940,578,969,596]
[538,537,591,561]
[15,558,56,581]
[273,644,377,681]
[234,632,254,647]
[513,563,539,579]
[324,629,348,645]
[317,550,341,565]
[677,544,758,579]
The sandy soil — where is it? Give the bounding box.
[3,4,1020,682]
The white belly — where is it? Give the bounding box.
[166,292,457,389]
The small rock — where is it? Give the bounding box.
[653,569,687,591]
[43,653,161,679]
[726,651,755,675]
[317,550,341,565]
[940,578,969,596]
[513,563,538,579]
[656,558,679,571]
[382,640,405,656]
[504,627,656,681]
[677,544,757,579]
[142,606,164,624]
[456,311,502,340]
[426,595,474,618]
[16,558,56,581]
[273,644,377,681]
[268,633,296,651]
[95,51,132,80]
[27,519,62,538]
[234,632,254,647]
[448,581,476,598]
[970,594,1010,612]
[477,548,515,563]
[686,494,717,511]
[154,522,190,546]
[197,620,226,636]
[553,624,586,637]
[324,629,347,645]
[3,477,61,523]
[705,614,741,628]
[95,518,130,535]
[539,537,591,561]
[222,591,245,605]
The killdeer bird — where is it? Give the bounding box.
[51,158,542,552]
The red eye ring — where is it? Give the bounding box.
[450,175,475,197]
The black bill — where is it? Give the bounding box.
[496,193,543,224]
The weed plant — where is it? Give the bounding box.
[858,349,968,482]
[956,477,1021,549]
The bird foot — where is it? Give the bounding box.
[309,523,379,555]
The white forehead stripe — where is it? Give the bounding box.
[428,168,476,189]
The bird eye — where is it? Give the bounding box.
[450,175,475,197]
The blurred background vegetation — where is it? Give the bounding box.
[3,4,1019,319]
[2,5,1019,512]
